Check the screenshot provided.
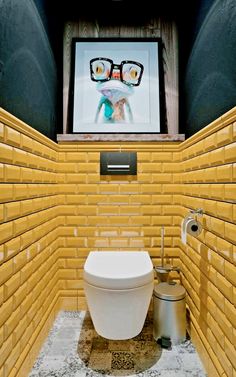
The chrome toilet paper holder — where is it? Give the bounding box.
[188,208,203,217]
[181,208,203,245]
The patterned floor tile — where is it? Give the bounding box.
[111,351,135,370]
[28,311,207,377]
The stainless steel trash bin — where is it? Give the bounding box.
[153,282,186,345]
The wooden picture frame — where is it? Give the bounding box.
[69,38,165,136]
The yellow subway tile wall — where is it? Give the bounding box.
[0,112,61,377]
[179,113,236,377]
[57,142,181,312]
[0,107,236,377]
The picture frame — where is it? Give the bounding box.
[69,38,164,135]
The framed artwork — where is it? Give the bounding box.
[69,38,164,134]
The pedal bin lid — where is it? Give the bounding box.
[154,282,186,301]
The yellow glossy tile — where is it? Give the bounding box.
[20,200,33,216]
[58,162,77,173]
[129,194,151,204]
[162,163,180,173]
[4,272,21,301]
[162,184,182,194]
[202,167,217,183]
[210,184,224,200]
[120,227,140,237]
[141,205,161,215]
[210,250,225,274]
[217,165,232,182]
[216,237,232,261]
[225,298,236,328]
[162,205,182,215]
[76,205,97,215]
[217,202,233,222]
[5,127,21,148]
[13,283,27,311]
[225,260,236,286]
[232,121,236,141]
[0,163,3,182]
[0,142,13,164]
[14,217,28,236]
[138,152,152,162]
[66,194,86,204]
[97,227,119,237]
[13,250,27,273]
[0,204,3,223]
[0,222,13,244]
[4,165,21,182]
[224,142,236,163]
[224,184,236,201]
[216,306,233,344]
[152,173,172,183]
[87,152,100,162]
[4,237,21,261]
[217,125,233,147]
[13,148,28,167]
[140,163,161,173]
[78,162,98,173]
[21,134,35,152]
[0,333,13,368]
[78,184,99,194]
[120,184,140,194]
[137,173,152,183]
[152,216,172,225]
[108,216,129,226]
[225,222,236,244]
[20,230,33,250]
[86,195,107,205]
[197,153,210,168]
[208,217,225,237]
[5,202,21,221]
[87,174,100,183]
[108,195,129,204]
[203,200,217,217]
[109,238,129,247]
[152,194,172,204]
[152,152,172,161]
[66,216,87,226]
[120,206,140,215]
[209,147,224,166]
[66,152,87,162]
[232,163,236,182]
[4,307,21,339]
[141,184,161,194]
[204,133,217,152]
[0,122,4,141]
[225,337,236,371]
[129,237,150,248]
[22,167,36,182]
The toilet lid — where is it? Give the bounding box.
[84,251,154,289]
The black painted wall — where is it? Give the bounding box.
[1,0,235,139]
[0,0,60,139]
[183,0,236,137]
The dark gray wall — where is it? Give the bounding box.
[183,0,236,137]
[0,0,59,139]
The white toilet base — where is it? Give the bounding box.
[84,281,154,340]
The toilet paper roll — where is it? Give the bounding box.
[181,217,202,244]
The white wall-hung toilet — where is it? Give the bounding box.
[83,251,154,340]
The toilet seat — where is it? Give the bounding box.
[84,251,154,289]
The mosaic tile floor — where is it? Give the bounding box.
[28,311,207,377]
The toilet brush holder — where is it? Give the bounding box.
[154,265,180,283]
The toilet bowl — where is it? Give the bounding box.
[83,251,154,340]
